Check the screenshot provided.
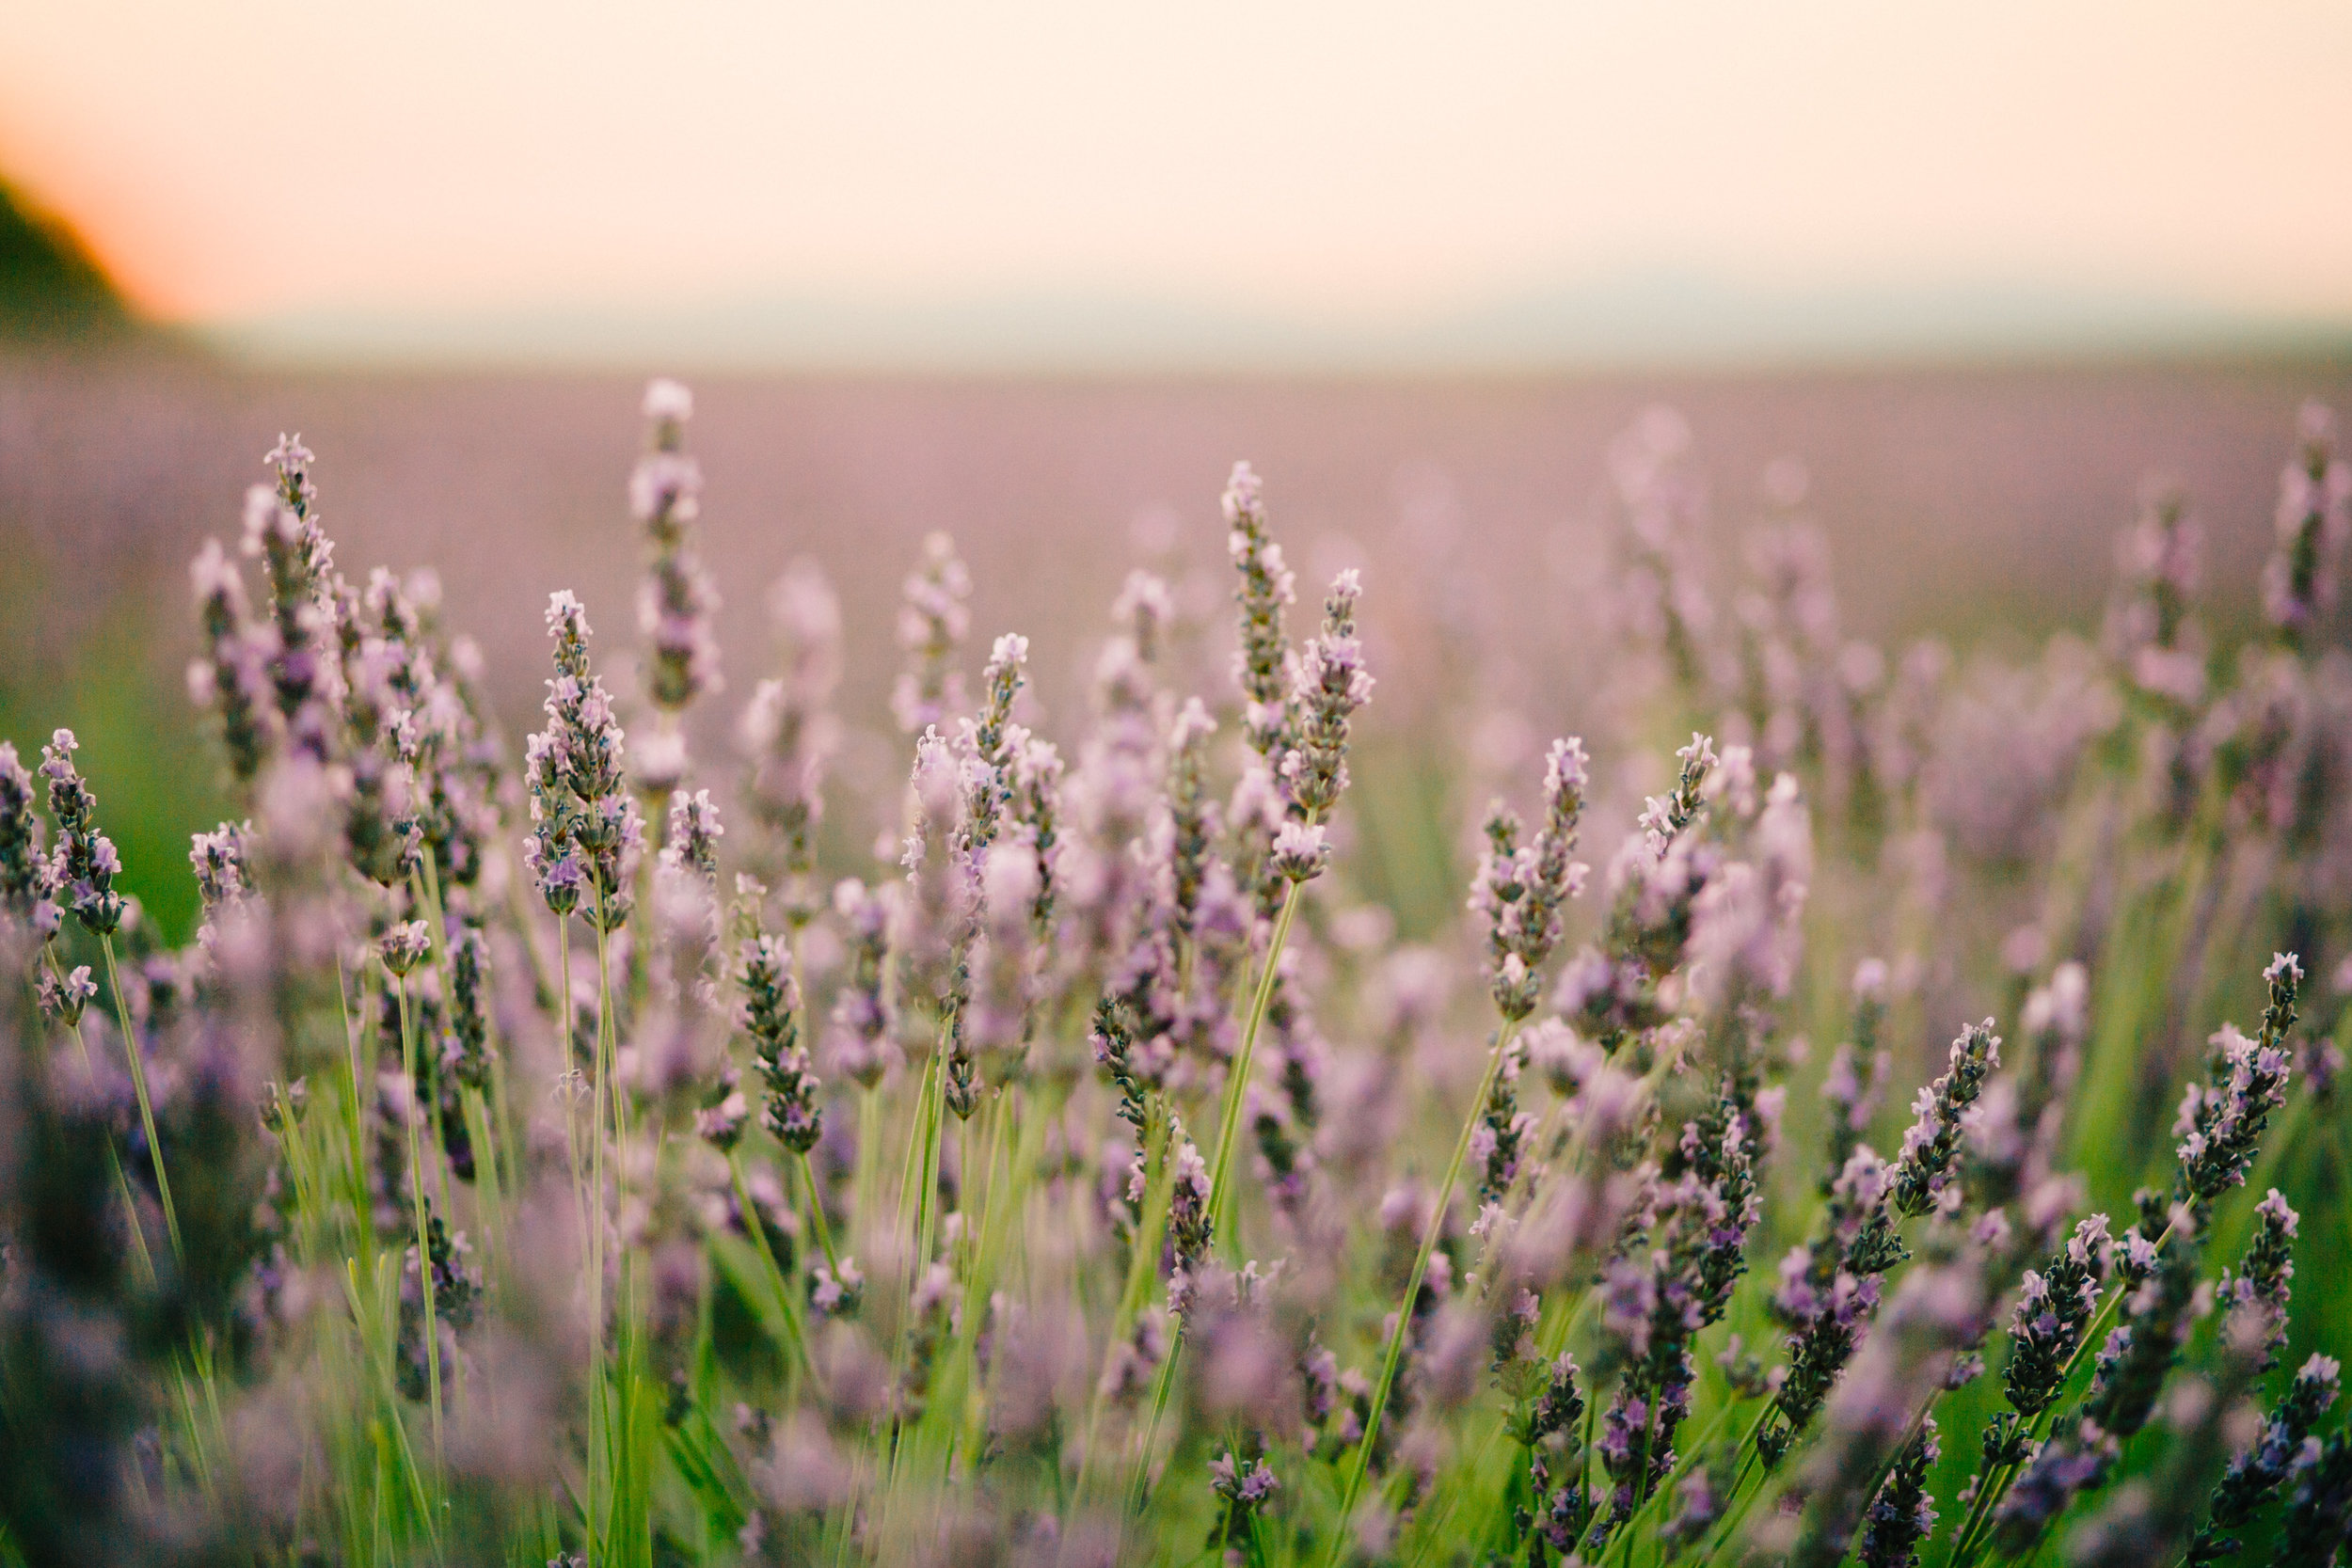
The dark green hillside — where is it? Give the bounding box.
[0,178,133,339]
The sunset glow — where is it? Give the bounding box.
[4,2,2348,356]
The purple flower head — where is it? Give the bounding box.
[1277,569,1372,823]
[2174,976,2296,1214]
[809,1257,864,1319]
[379,920,432,978]
[631,385,723,715]
[890,532,971,735]
[1890,1020,2000,1217]
[39,729,126,936]
[2261,401,2351,647]
[661,787,724,882]
[35,963,98,1026]
[1225,460,1297,762]
[1269,819,1329,883]
[1472,736,1591,1021]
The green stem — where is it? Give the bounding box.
[795,1149,843,1275]
[1206,877,1306,1254]
[100,933,182,1261]
[394,974,446,1467]
[1072,1101,1171,1518]
[728,1153,814,1380]
[1322,1017,1521,1568]
[41,947,156,1288]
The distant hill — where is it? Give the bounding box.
[0,180,134,341]
[212,271,2352,375]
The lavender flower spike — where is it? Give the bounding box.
[522,590,644,929]
[1638,732,1717,857]
[742,931,820,1153]
[1470,736,1591,1022]
[2173,955,2298,1214]
[1890,1019,2000,1217]
[2187,1354,2340,1566]
[0,741,47,925]
[739,558,843,921]
[1856,1416,1939,1568]
[1225,460,1296,764]
[39,729,126,936]
[632,376,722,718]
[2262,401,2351,649]
[891,532,971,735]
[1280,569,1373,819]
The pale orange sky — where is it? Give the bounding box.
[5,2,2349,350]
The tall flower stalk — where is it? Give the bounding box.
[1325,733,1585,1563]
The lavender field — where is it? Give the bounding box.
[7,355,2348,938]
[2,354,2352,1567]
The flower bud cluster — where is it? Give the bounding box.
[1165,700,1217,940]
[188,821,251,916]
[2173,955,2298,1213]
[826,879,892,1088]
[2263,401,2351,647]
[245,436,344,760]
[1890,1020,2000,1217]
[739,560,842,920]
[741,933,819,1153]
[523,593,644,929]
[1470,737,1590,1021]
[632,379,722,716]
[1855,1416,1938,1568]
[2217,1188,2296,1366]
[39,730,124,935]
[188,538,281,785]
[36,962,97,1025]
[1761,1146,1903,1466]
[1820,962,1891,1187]
[891,531,971,735]
[2278,1425,2352,1568]
[1279,569,1372,820]
[1165,1123,1214,1312]
[663,788,724,882]
[2106,481,2207,705]
[1223,461,1295,763]
[0,742,47,925]
[2000,1215,2113,1423]
[2188,1353,2340,1565]
[440,919,494,1093]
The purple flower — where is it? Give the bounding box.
[2261,401,2351,647]
[890,532,971,735]
[379,920,432,978]
[1224,460,1296,764]
[1268,820,1328,883]
[1890,1020,2000,1217]
[40,729,126,935]
[631,378,721,716]
[34,963,97,1025]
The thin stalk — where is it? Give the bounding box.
[100,933,182,1261]
[1071,1099,1172,1520]
[1950,1223,2172,1568]
[582,905,612,1565]
[1121,874,1312,1523]
[794,1149,843,1275]
[853,1085,882,1253]
[728,1152,814,1380]
[1205,876,1306,1252]
[42,949,156,1288]
[1322,1017,1521,1568]
[393,974,446,1466]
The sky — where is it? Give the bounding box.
[4,2,2349,368]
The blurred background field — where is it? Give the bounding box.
[6,346,2349,942]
